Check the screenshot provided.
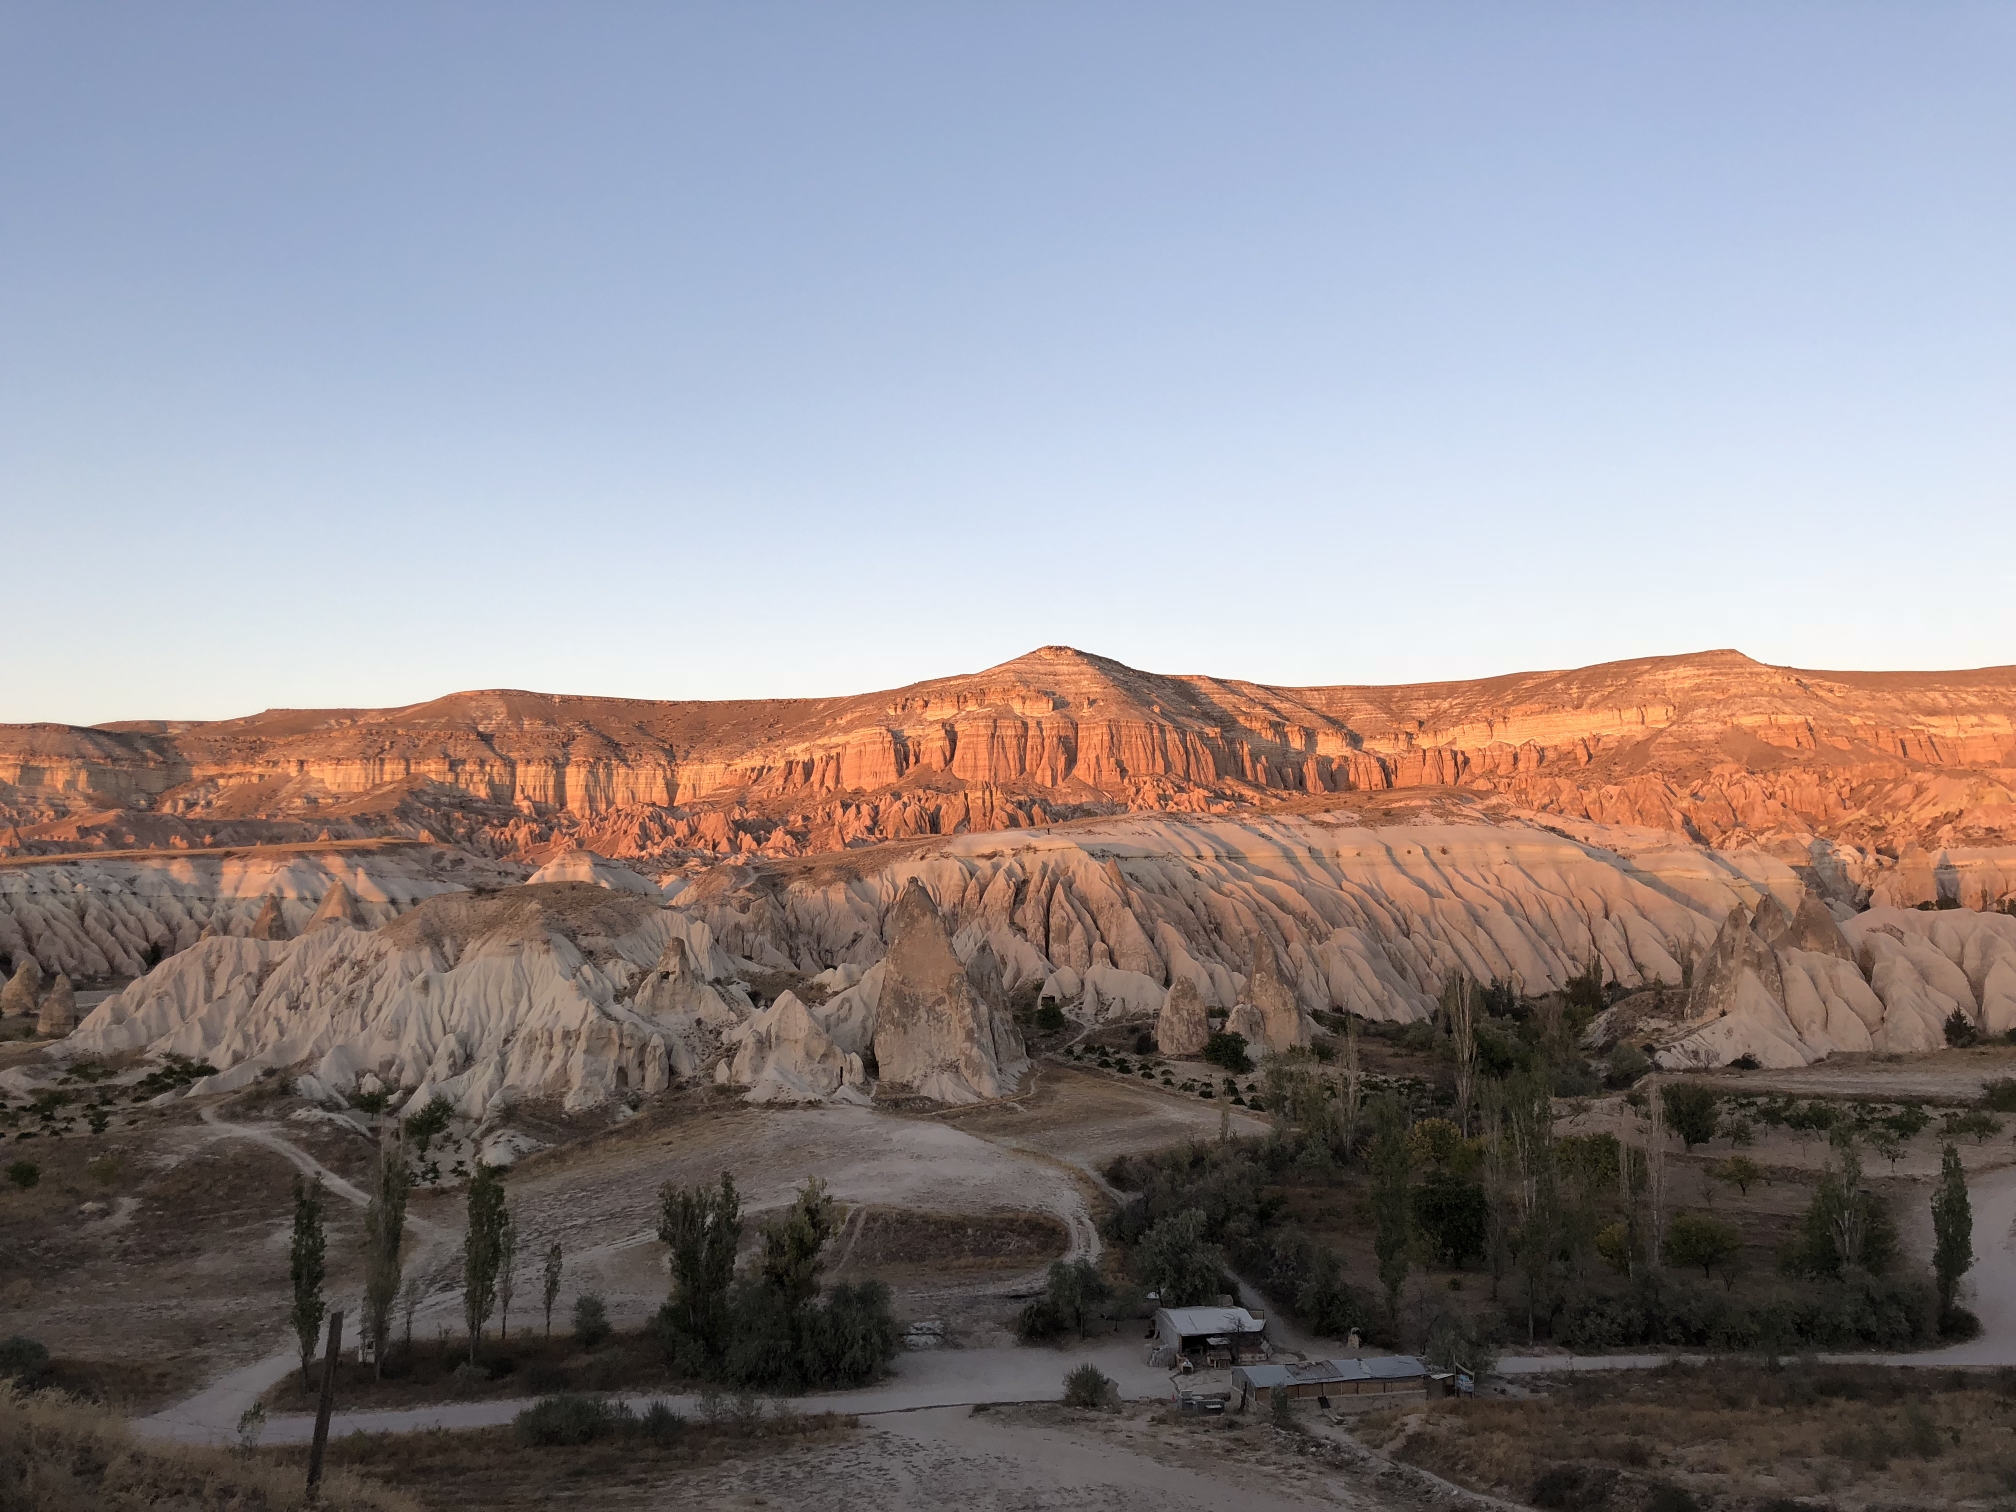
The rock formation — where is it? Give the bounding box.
[630,936,747,1076]
[1156,976,1210,1056]
[4,648,2014,898]
[1651,900,2016,1068]
[870,880,1028,1104]
[305,882,361,931]
[248,895,289,941]
[36,972,75,1038]
[715,991,869,1104]
[1241,934,1315,1054]
[0,957,41,1017]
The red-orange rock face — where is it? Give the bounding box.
[3,646,2013,864]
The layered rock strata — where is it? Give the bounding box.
[6,647,2014,879]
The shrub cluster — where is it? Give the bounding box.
[513,1393,686,1446]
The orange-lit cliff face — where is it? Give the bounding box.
[3,646,2014,867]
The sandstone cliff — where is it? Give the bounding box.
[5,647,2013,893]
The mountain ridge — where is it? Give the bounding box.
[4,645,2012,867]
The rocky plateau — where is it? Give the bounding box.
[1,645,2013,1114]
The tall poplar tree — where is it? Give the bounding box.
[462,1162,508,1361]
[288,1174,328,1388]
[1932,1142,1974,1320]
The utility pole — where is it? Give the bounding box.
[306,1309,343,1496]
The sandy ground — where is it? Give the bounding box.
[641,1404,1410,1512]
[1682,1043,2016,1104]
[132,1063,1257,1445]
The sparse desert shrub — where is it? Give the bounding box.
[1062,1362,1117,1410]
[4,1162,37,1190]
[1945,1009,1981,1048]
[571,1293,611,1348]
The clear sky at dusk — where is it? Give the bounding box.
[3,4,2011,724]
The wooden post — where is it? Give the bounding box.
[306,1309,343,1496]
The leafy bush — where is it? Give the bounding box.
[5,1162,37,1190]
[515,1393,627,1445]
[1604,1041,1650,1087]
[0,1335,50,1381]
[1062,1362,1117,1409]
[572,1293,611,1348]
[1202,1033,1253,1074]
[1643,1482,1700,1512]
[1945,1008,1981,1048]
[1034,1002,1067,1034]
[1982,1078,2016,1112]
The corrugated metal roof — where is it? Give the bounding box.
[1232,1356,1429,1389]
[1157,1307,1265,1336]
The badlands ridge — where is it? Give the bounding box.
[2,646,2015,1117]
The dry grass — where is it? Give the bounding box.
[1360,1362,2016,1511]
[314,1408,857,1510]
[261,1329,686,1413]
[0,1382,416,1512]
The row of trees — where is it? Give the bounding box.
[285,1136,570,1386]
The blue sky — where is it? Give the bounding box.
[3,4,2011,724]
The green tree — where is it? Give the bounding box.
[1709,1155,1765,1197]
[462,1162,508,1361]
[404,1094,453,1153]
[542,1241,563,1338]
[1134,1208,1225,1307]
[1662,1212,1741,1282]
[288,1174,327,1388]
[361,1140,409,1379]
[1787,1137,1898,1278]
[1202,1033,1253,1075]
[496,1206,517,1341]
[1018,1257,1113,1341]
[1595,1220,1634,1275]
[1413,1169,1487,1267]
[758,1177,838,1309]
[1932,1142,1973,1319]
[1660,1083,1720,1151]
[1369,1096,1412,1326]
[657,1172,743,1369]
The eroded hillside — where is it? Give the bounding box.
[3,646,2013,871]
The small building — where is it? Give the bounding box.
[1151,1306,1269,1369]
[1232,1355,1431,1411]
